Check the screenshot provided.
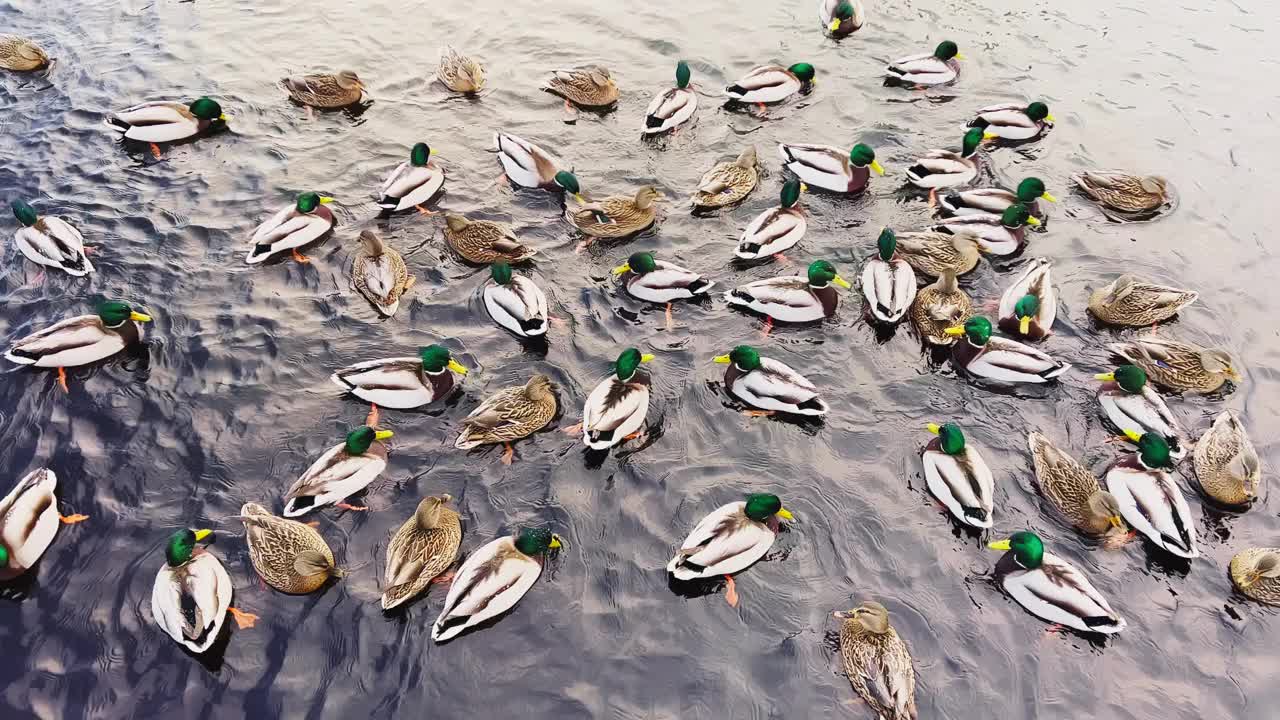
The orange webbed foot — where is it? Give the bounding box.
[292,248,311,264]
[229,607,259,629]
[336,502,368,512]
[724,575,739,607]
[59,513,89,524]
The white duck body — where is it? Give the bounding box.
[643,87,697,135]
[245,204,335,264]
[0,468,61,580]
[4,315,142,368]
[377,162,445,212]
[484,275,549,337]
[494,132,561,189]
[15,217,94,276]
[725,65,802,104]
[581,372,651,450]
[330,357,459,409]
[1097,386,1188,461]
[282,441,389,517]
[107,101,206,143]
[623,260,714,303]
[921,442,995,528]
[906,150,978,189]
[432,535,544,642]
[151,551,233,653]
[997,258,1057,338]
[997,552,1126,634]
[737,206,806,259]
[722,356,828,416]
[1106,456,1199,559]
[861,255,917,323]
[666,500,779,579]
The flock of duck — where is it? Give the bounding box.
[1,9,1274,718]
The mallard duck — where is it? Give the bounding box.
[1088,274,1198,327]
[381,495,463,610]
[246,192,336,264]
[106,97,227,145]
[282,70,364,109]
[907,128,985,193]
[934,203,1039,256]
[0,35,50,71]
[910,269,972,346]
[493,133,566,190]
[821,0,866,37]
[895,230,983,278]
[544,65,618,108]
[152,528,257,652]
[885,40,963,87]
[725,260,851,324]
[724,63,816,104]
[969,102,1054,142]
[331,344,468,410]
[432,527,562,641]
[667,493,793,605]
[437,46,485,93]
[1,469,86,581]
[835,602,917,720]
[1027,431,1125,537]
[921,422,994,527]
[1230,548,1280,606]
[692,146,758,209]
[1095,365,1189,461]
[4,301,152,393]
[1107,337,1240,394]
[483,262,548,338]
[713,345,828,416]
[1106,433,1198,559]
[862,228,918,324]
[940,177,1057,219]
[614,250,714,303]
[239,502,343,594]
[575,348,654,449]
[1193,411,1261,507]
[568,187,661,239]
[376,143,444,213]
[997,257,1056,339]
[988,531,1125,634]
[736,179,807,260]
[283,425,394,516]
[443,213,538,264]
[10,200,93,277]
[644,61,698,135]
[352,231,414,317]
[778,142,883,194]
[945,316,1070,383]
[455,375,558,464]
[1073,172,1169,219]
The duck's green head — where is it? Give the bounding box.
[1014,295,1040,335]
[676,61,691,89]
[926,422,966,455]
[713,345,762,372]
[97,301,152,328]
[419,344,468,375]
[489,261,513,285]
[613,251,657,276]
[849,143,885,175]
[934,41,962,61]
[1096,364,1147,394]
[345,425,394,455]
[1016,177,1057,204]
[514,527,564,556]
[876,228,897,262]
[165,528,213,568]
[296,192,334,214]
[961,127,985,157]
[1001,203,1039,229]
[787,62,816,83]
[945,315,992,345]
[11,200,38,227]
[0,542,7,567]
[614,347,654,381]
[188,97,226,122]
[554,171,584,201]
[988,531,1044,570]
[829,2,856,31]
[1133,432,1174,470]
[410,142,432,167]
[744,493,794,522]
[1025,102,1053,123]
[807,260,852,289]
[780,178,805,208]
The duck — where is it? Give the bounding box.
[997,257,1056,339]
[921,422,995,527]
[945,316,1071,383]
[0,35,50,71]
[544,65,618,109]
[820,0,866,37]
[1230,548,1280,606]
[282,70,364,109]
[667,493,794,606]
[1027,431,1126,537]
[713,345,828,416]
[1106,433,1198,559]
[152,528,257,652]
[778,142,883,194]
[10,200,94,277]
[455,375,558,464]
[724,63,816,105]
[246,192,336,264]
[969,101,1054,142]
[4,301,152,393]
[933,203,1039,256]
[1087,274,1198,327]
[1073,172,1169,220]
[885,40,963,87]
[861,228,918,324]
[833,601,917,720]
[238,502,343,594]
[692,146,758,209]
[735,179,807,260]
[910,269,972,346]
[725,259,851,324]
[493,133,566,190]
[106,97,227,149]
[894,230,983,278]
[483,262,549,338]
[283,425,394,517]
[1095,365,1189,461]
[1,469,86,581]
[381,494,463,610]
[643,61,698,135]
[376,142,444,213]
[443,213,538,264]
[437,46,485,93]
[352,230,414,317]
[940,177,1057,220]
[907,128,986,197]
[988,531,1125,634]
[567,187,661,239]
[613,251,714,305]
[1107,337,1240,394]
[573,348,654,450]
[331,344,468,411]
[432,527,562,641]
[1193,411,1261,507]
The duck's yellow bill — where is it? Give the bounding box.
[1026,216,1042,226]
[1109,515,1124,529]
[612,263,631,275]
[833,275,852,290]
[194,528,213,542]
[870,160,886,176]
[573,193,585,204]
[319,196,334,204]
[549,534,564,549]
[983,131,999,141]
[988,539,1011,551]
[1045,113,1056,122]
[375,430,394,440]
[1042,191,1058,203]
[712,354,731,364]
[943,325,966,336]
[1019,316,1032,334]
[955,52,967,60]
[130,311,153,322]
[447,359,469,375]
[1123,428,1143,442]
[828,18,841,31]
[926,422,941,434]
[777,508,795,520]
[219,114,229,122]
[640,353,656,362]
[1226,367,1243,382]
[800,183,809,192]
[1095,372,1116,381]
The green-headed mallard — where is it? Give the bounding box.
[545,65,618,108]
[692,146,758,209]
[0,35,49,71]
[895,230,983,278]
[483,262,548,338]
[494,133,566,190]
[921,422,994,528]
[945,316,1070,383]
[969,101,1054,142]
[455,374,558,464]
[613,250,714,329]
[736,179,807,260]
[834,601,917,720]
[376,142,444,213]
[353,230,414,317]
[444,212,538,264]
[1106,433,1198,559]
[1,469,86,581]
[1095,365,1188,461]
[821,0,866,37]
[432,527,562,641]
[239,502,343,594]
[246,192,336,264]
[282,70,364,109]
[778,142,883,194]
[940,177,1057,220]
[1193,411,1260,507]
[907,128,985,192]
[725,259,850,323]
[437,46,485,93]
[713,345,828,416]
[283,425,394,517]
[886,40,962,87]
[997,257,1055,340]
[106,97,227,145]
[667,493,794,606]
[1107,337,1240,394]
[1088,274,1198,327]
[988,531,1125,634]
[1230,548,1280,606]
[152,528,257,652]
[1027,431,1125,537]
[934,203,1039,256]
[381,494,462,610]
[10,200,93,277]
[910,269,972,346]
[862,228,918,324]
[575,348,653,450]
[725,63,816,104]
[644,61,698,135]
[331,344,468,410]
[5,301,152,392]
[1073,172,1169,220]
[568,186,661,239]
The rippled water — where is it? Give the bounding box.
[3,0,1279,718]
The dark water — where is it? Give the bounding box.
[3,0,1278,718]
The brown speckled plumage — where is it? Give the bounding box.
[1108,337,1240,394]
[1193,411,1261,506]
[0,35,49,72]
[910,270,972,346]
[240,502,341,594]
[837,602,918,720]
[570,187,660,238]
[381,495,462,610]
[544,65,618,107]
[444,213,537,264]
[1231,548,1280,606]
[692,147,758,209]
[1088,274,1198,327]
